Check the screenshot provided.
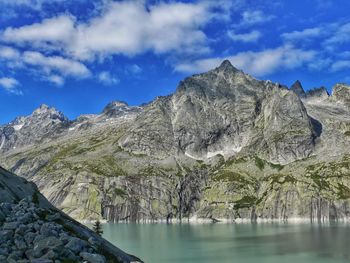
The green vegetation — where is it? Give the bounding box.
[214,170,252,185]
[344,131,350,136]
[234,196,259,209]
[336,183,350,199]
[114,188,126,197]
[93,220,103,236]
[255,156,265,170]
[268,162,284,171]
[266,174,297,185]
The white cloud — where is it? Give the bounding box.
[175,45,316,76]
[282,27,322,42]
[330,60,350,72]
[241,10,274,26]
[0,1,231,60]
[324,22,350,47]
[0,45,20,59]
[46,74,64,86]
[0,46,90,84]
[98,71,119,85]
[22,51,90,78]
[127,64,142,74]
[228,30,261,42]
[0,77,22,95]
[0,0,66,10]
[2,15,75,46]
[308,58,332,71]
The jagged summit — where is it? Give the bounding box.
[102,100,129,113]
[102,100,141,117]
[332,83,350,104]
[305,86,329,101]
[31,105,68,123]
[290,80,305,97]
[215,59,239,73]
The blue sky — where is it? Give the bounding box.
[0,0,350,124]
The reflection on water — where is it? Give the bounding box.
[89,223,350,263]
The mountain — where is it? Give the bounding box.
[290,80,306,97]
[0,166,142,262]
[1,60,350,223]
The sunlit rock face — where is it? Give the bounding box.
[120,60,317,164]
[1,61,350,223]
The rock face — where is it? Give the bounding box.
[0,104,69,152]
[1,60,350,223]
[290,80,306,97]
[121,61,317,164]
[0,167,143,262]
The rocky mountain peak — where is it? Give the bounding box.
[332,83,350,104]
[102,100,141,118]
[290,80,305,97]
[32,104,67,121]
[305,87,329,101]
[215,59,239,73]
[102,101,129,113]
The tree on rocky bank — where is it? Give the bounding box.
[93,220,103,236]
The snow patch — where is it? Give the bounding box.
[207,150,224,158]
[185,151,201,160]
[207,146,242,159]
[13,124,24,131]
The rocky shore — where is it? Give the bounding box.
[0,198,107,263]
[0,166,143,263]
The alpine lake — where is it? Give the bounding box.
[86,222,350,263]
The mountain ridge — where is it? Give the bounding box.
[1,60,350,223]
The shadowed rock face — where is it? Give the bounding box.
[1,61,350,223]
[290,80,306,97]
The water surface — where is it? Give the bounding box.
[93,223,350,263]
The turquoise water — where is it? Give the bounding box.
[95,223,350,263]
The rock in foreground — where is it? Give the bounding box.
[0,166,142,263]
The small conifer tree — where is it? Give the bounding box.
[93,220,103,236]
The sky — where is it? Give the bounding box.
[0,0,350,124]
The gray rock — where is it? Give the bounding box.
[3,222,19,230]
[15,224,27,235]
[0,230,13,242]
[80,252,106,263]
[24,232,36,245]
[33,236,63,258]
[0,247,9,256]
[0,209,6,222]
[65,237,88,253]
[40,250,57,260]
[15,237,27,250]
[30,259,53,263]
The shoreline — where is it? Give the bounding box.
[80,216,350,225]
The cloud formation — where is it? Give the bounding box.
[98,71,119,86]
[1,1,231,60]
[175,45,316,76]
[240,10,274,26]
[0,46,90,85]
[0,77,22,95]
[228,30,261,42]
[282,27,322,42]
